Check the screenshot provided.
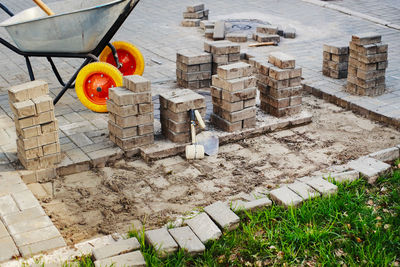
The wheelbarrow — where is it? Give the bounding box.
[0,0,145,112]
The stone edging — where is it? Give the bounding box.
[4,144,398,266]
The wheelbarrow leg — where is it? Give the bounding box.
[107,43,122,69]
[53,57,91,105]
[25,56,35,81]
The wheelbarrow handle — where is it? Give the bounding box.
[32,0,55,16]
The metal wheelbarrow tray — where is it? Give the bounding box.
[0,0,141,105]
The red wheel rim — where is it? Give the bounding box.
[83,72,115,105]
[106,49,137,76]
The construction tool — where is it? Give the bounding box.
[33,0,55,16]
[248,41,278,47]
[185,110,204,160]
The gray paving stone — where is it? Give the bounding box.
[303,177,338,196]
[0,221,8,238]
[231,197,272,212]
[0,235,19,262]
[19,236,66,257]
[12,190,40,210]
[185,212,222,243]
[0,182,28,197]
[0,194,19,217]
[0,171,23,184]
[287,182,320,200]
[145,228,178,257]
[2,206,46,226]
[368,147,400,162]
[168,226,205,255]
[94,251,146,267]
[328,170,360,183]
[213,20,225,40]
[204,201,240,231]
[7,215,53,235]
[92,237,141,260]
[347,157,391,183]
[270,186,303,207]
[12,225,62,247]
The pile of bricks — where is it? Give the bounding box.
[253,26,280,43]
[176,49,212,89]
[159,89,206,143]
[346,32,388,96]
[9,80,61,170]
[322,42,349,79]
[204,40,241,75]
[108,75,154,150]
[211,62,257,132]
[201,20,215,39]
[258,52,303,117]
[181,3,208,27]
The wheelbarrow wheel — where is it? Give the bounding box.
[75,62,123,113]
[99,41,145,76]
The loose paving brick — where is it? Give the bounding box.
[347,157,391,183]
[0,235,19,262]
[92,237,141,260]
[185,212,222,243]
[368,147,399,162]
[269,186,303,207]
[231,197,272,212]
[287,182,320,200]
[145,228,178,257]
[300,177,338,196]
[213,20,225,40]
[168,226,205,255]
[204,201,240,231]
[94,251,146,267]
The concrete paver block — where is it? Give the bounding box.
[168,226,205,255]
[303,177,338,196]
[19,236,66,257]
[92,237,141,260]
[94,251,146,267]
[12,190,40,210]
[269,186,303,207]
[0,172,23,185]
[347,157,391,183]
[12,225,62,247]
[145,228,178,257]
[2,206,46,226]
[368,147,400,162]
[0,221,8,238]
[287,182,320,200]
[185,212,222,243]
[0,182,28,197]
[7,215,53,235]
[0,194,19,217]
[204,201,240,231]
[0,236,19,262]
[328,170,360,183]
[231,197,272,212]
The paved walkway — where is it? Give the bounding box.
[0,0,399,263]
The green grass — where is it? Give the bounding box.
[129,169,400,266]
[72,167,400,266]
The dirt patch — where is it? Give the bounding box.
[41,96,400,244]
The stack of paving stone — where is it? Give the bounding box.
[210,62,257,132]
[107,75,154,150]
[346,32,388,96]
[181,3,208,27]
[159,89,206,143]
[253,25,280,43]
[258,52,303,117]
[8,80,61,170]
[204,40,241,75]
[176,49,212,89]
[201,20,215,39]
[322,42,349,79]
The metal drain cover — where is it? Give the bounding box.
[225,19,270,35]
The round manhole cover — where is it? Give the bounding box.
[225,19,270,35]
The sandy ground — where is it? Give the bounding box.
[41,95,400,244]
